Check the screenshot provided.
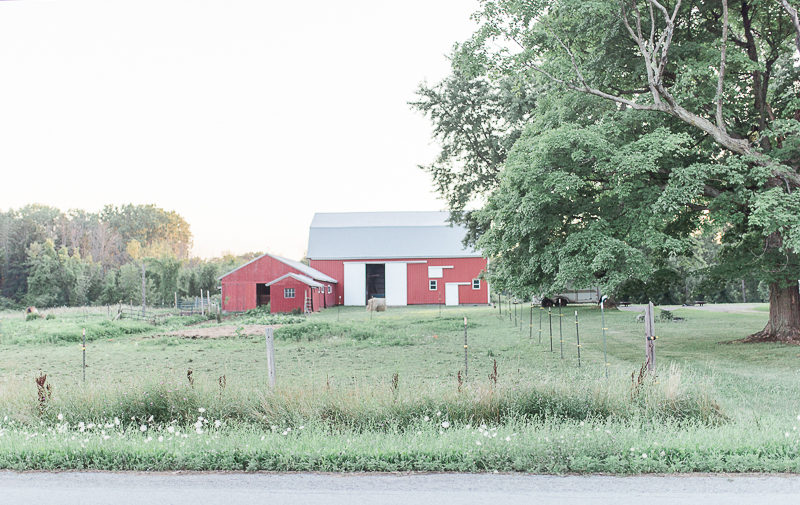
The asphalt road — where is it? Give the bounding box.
[2,472,799,505]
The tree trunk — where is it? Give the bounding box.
[745,279,800,343]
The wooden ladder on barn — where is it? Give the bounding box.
[304,293,312,314]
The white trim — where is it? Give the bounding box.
[265,273,323,288]
[342,260,427,264]
[314,255,479,260]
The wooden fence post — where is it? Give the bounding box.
[82,328,86,383]
[644,302,656,371]
[575,311,581,368]
[463,316,468,378]
[558,303,563,359]
[141,263,146,318]
[265,327,276,389]
[529,302,533,339]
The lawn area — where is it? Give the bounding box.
[0,303,799,473]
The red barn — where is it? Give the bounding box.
[219,253,336,313]
[307,211,489,306]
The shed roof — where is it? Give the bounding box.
[265,273,323,288]
[307,211,480,260]
[218,253,337,283]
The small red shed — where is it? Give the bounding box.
[266,273,326,314]
[219,253,336,313]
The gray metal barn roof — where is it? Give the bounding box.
[307,211,480,260]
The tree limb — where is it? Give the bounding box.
[521,1,800,186]
[777,0,800,53]
[715,0,729,134]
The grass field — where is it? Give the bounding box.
[0,302,799,473]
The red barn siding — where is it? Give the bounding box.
[269,277,309,314]
[309,257,488,306]
[309,260,344,305]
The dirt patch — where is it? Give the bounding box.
[159,324,280,339]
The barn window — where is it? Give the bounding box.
[284,288,295,298]
[327,285,332,294]
[429,280,437,291]
[472,279,481,290]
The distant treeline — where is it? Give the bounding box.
[0,204,257,309]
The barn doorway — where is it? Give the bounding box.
[256,284,270,307]
[366,263,385,303]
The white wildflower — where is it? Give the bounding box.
[641,453,648,459]
[140,425,147,432]
[424,416,430,421]
[214,420,222,428]
[57,413,63,421]
[198,408,206,413]
[441,421,450,429]
[158,436,164,442]
[475,440,481,446]
[195,427,203,434]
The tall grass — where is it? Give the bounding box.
[0,365,724,429]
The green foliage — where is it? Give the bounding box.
[419,0,800,308]
[275,321,382,342]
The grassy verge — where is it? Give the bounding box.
[0,303,798,472]
[2,417,799,473]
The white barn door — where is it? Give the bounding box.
[385,263,407,306]
[343,262,366,306]
[445,283,460,306]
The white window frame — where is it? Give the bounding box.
[327,285,332,294]
[472,279,481,290]
[429,279,438,291]
[284,288,295,298]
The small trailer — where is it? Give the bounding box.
[534,286,602,307]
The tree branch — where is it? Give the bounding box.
[777,0,800,53]
[715,0,729,133]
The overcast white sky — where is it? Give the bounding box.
[0,0,478,259]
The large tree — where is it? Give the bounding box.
[423,0,800,341]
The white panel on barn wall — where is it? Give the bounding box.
[428,266,443,278]
[385,262,407,306]
[343,262,366,306]
[445,283,460,306]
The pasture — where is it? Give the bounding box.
[0,303,798,473]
